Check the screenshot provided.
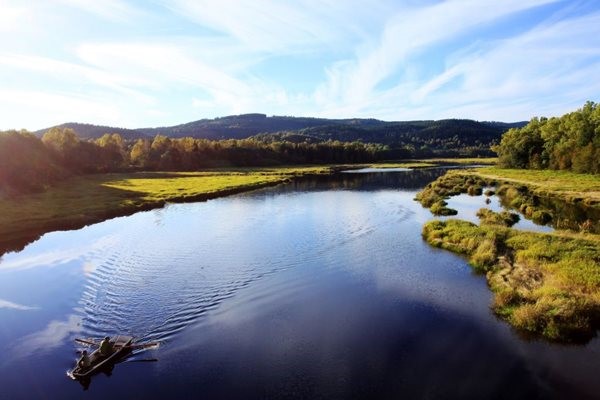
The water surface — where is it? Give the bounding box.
[0,169,598,399]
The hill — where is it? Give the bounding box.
[35,122,147,140]
[36,115,526,149]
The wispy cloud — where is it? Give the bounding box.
[397,10,600,120]
[0,0,29,32]
[314,0,560,115]
[0,0,598,129]
[0,298,38,311]
[55,0,143,22]
[163,0,389,53]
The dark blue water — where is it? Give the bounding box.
[0,169,598,399]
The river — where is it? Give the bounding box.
[0,168,598,399]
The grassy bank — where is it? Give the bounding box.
[0,166,334,255]
[423,219,600,342]
[415,167,599,232]
[416,166,600,341]
[0,159,494,255]
[368,157,497,169]
[472,167,600,206]
[414,171,490,215]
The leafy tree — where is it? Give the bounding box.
[495,102,599,173]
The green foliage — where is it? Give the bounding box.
[0,129,389,195]
[494,101,600,173]
[0,130,69,195]
[40,117,514,158]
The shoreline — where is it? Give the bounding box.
[416,167,600,342]
[0,166,341,256]
[0,160,494,256]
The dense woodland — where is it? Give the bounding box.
[2,116,516,196]
[254,119,511,158]
[494,101,600,173]
[8,104,595,198]
[0,128,387,196]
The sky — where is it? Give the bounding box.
[0,0,599,130]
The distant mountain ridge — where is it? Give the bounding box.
[36,114,527,146]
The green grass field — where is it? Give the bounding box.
[471,167,600,205]
[0,166,334,254]
[368,157,497,169]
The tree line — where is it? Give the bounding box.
[494,101,600,173]
[0,128,388,196]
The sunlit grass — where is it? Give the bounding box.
[472,167,600,204]
[422,157,497,165]
[423,219,600,342]
[103,173,287,201]
[0,166,334,254]
[367,162,438,168]
[368,157,497,169]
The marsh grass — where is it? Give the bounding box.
[422,219,600,342]
[476,208,520,227]
[414,171,491,213]
[473,167,600,207]
[367,157,497,169]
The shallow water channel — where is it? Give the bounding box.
[0,168,598,399]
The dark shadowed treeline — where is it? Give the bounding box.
[494,102,600,173]
[0,128,387,196]
[0,130,69,195]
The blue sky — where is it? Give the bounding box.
[1,0,599,130]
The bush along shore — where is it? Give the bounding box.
[417,168,600,342]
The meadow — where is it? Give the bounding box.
[473,167,600,205]
[0,166,334,255]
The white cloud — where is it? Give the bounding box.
[402,11,600,120]
[55,0,142,22]
[0,89,124,129]
[0,0,29,32]
[163,0,390,53]
[0,298,38,311]
[314,0,560,115]
[0,0,598,128]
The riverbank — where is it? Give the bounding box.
[416,167,600,230]
[423,219,600,342]
[0,166,337,255]
[416,167,600,342]
[0,159,493,255]
[367,157,498,169]
[471,167,600,206]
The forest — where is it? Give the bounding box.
[494,101,600,173]
[0,128,387,196]
[2,116,514,197]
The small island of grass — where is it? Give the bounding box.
[423,218,600,342]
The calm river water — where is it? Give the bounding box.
[0,169,598,399]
